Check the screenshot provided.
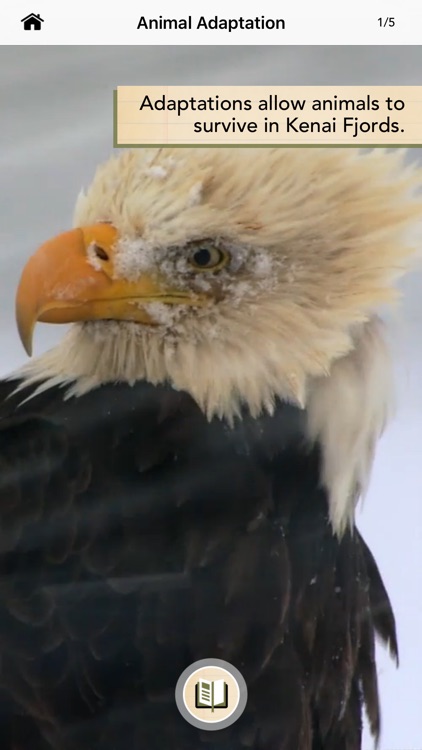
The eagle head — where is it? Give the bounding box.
[12,147,422,532]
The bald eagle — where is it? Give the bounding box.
[0,148,420,750]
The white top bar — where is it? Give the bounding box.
[3,0,422,44]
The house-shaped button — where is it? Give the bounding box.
[21,13,44,30]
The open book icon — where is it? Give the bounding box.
[195,678,228,711]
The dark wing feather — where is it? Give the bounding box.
[0,378,397,750]
[359,533,399,663]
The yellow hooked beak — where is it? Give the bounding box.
[16,224,207,355]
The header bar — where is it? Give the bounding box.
[2,1,421,44]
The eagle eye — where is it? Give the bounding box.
[188,243,229,272]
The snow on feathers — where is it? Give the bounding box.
[15,147,422,532]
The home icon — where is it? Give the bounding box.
[21,13,44,30]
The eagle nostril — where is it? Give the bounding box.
[94,245,109,261]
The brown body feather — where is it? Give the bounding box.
[0,378,396,750]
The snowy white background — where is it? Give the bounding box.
[0,46,421,750]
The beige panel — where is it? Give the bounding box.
[115,86,422,146]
